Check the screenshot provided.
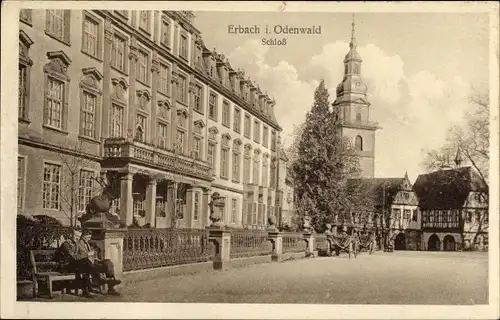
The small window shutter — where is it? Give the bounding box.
[64,10,71,44]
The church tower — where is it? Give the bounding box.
[333,14,379,178]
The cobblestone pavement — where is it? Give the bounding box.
[42,251,488,304]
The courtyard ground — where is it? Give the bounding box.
[35,251,488,305]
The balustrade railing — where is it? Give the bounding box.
[122,228,214,272]
[230,229,272,258]
[282,232,307,253]
[103,139,212,179]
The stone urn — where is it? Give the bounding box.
[209,192,225,228]
[267,215,278,231]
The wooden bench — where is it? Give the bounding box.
[30,249,105,298]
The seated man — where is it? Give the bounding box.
[77,229,122,295]
[57,227,94,298]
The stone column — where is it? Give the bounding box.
[184,186,196,228]
[208,227,231,270]
[303,232,315,257]
[267,230,283,262]
[120,172,134,226]
[101,17,113,139]
[145,178,157,227]
[127,36,139,140]
[166,181,178,227]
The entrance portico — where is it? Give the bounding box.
[103,164,211,229]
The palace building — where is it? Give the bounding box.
[18,10,283,229]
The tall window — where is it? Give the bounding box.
[253,120,260,143]
[244,114,251,138]
[20,9,32,25]
[177,73,187,104]
[271,131,277,151]
[222,101,230,127]
[136,49,149,84]
[78,170,94,213]
[263,126,269,148]
[231,199,238,224]
[208,143,216,173]
[262,158,268,187]
[111,104,124,137]
[355,135,363,151]
[82,14,100,59]
[244,152,251,184]
[194,84,203,112]
[80,91,96,138]
[157,122,169,149]
[193,137,201,160]
[111,34,127,72]
[46,10,69,43]
[233,108,241,133]
[161,18,171,47]
[139,11,150,33]
[220,148,229,179]
[175,130,185,154]
[253,153,260,185]
[209,92,217,120]
[19,65,28,119]
[159,63,170,95]
[17,157,26,210]
[44,77,64,129]
[135,114,147,142]
[232,142,241,182]
[179,33,188,59]
[43,163,61,210]
[193,192,200,221]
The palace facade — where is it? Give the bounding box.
[18,10,283,229]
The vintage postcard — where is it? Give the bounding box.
[1,1,499,319]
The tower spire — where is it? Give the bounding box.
[350,13,357,49]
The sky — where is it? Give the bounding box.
[192,12,489,182]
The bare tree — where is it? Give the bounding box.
[56,141,103,227]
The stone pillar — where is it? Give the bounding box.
[120,172,134,226]
[166,181,178,227]
[101,17,113,139]
[303,232,314,257]
[145,178,157,227]
[128,36,139,140]
[208,227,231,270]
[267,230,283,262]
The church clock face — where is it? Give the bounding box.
[355,81,361,87]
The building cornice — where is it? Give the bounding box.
[18,136,102,162]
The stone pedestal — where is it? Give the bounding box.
[267,230,283,262]
[207,227,231,270]
[82,218,127,279]
[303,232,314,257]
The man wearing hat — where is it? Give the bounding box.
[58,228,121,297]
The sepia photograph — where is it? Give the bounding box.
[1,1,499,319]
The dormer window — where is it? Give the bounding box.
[179,31,188,60]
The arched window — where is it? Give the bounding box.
[356,112,361,123]
[355,135,363,151]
